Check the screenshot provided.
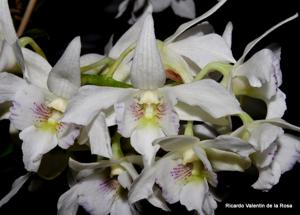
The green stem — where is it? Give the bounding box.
[111,133,123,159]
[18,37,47,59]
[184,121,194,136]
[80,57,114,73]
[81,74,132,88]
[238,112,254,126]
[194,62,233,82]
[106,45,135,78]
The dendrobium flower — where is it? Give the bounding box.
[129,135,253,214]
[62,14,242,166]
[231,118,300,190]
[0,37,82,172]
[57,158,139,215]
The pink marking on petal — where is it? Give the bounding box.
[130,102,144,121]
[99,179,120,193]
[31,102,52,123]
[170,164,192,182]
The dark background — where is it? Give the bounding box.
[0,0,300,214]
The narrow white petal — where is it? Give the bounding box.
[174,22,214,42]
[153,135,199,152]
[171,0,196,19]
[168,33,235,68]
[151,0,172,12]
[86,112,112,158]
[62,86,135,126]
[20,126,58,172]
[131,15,165,89]
[193,123,218,139]
[22,48,52,89]
[248,123,284,151]
[260,118,300,132]
[131,125,164,166]
[222,21,233,48]
[202,135,254,157]
[0,173,31,207]
[47,37,81,99]
[109,5,153,58]
[237,13,298,65]
[165,0,227,43]
[205,148,251,172]
[165,79,242,119]
[115,0,130,18]
[0,72,25,103]
[118,171,132,190]
[0,0,17,43]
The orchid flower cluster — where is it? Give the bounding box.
[0,0,299,214]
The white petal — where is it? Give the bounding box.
[179,180,216,214]
[0,0,17,43]
[57,187,79,215]
[147,187,171,212]
[0,173,31,207]
[276,134,300,174]
[109,5,152,59]
[20,126,58,172]
[266,90,286,119]
[252,142,277,168]
[21,48,52,89]
[261,118,300,132]
[174,22,214,42]
[248,123,284,151]
[111,197,133,215]
[236,13,298,65]
[62,85,135,125]
[86,112,112,158]
[193,145,213,172]
[160,45,194,83]
[0,72,25,103]
[171,0,196,19]
[118,171,132,190]
[131,125,164,166]
[234,48,280,88]
[47,37,81,99]
[131,15,165,89]
[80,53,105,74]
[165,0,227,43]
[168,33,235,68]
[205,147,251,172]
[174,101,229,126]
[0,40,18,72]
[9,84,48,130]
[202,135,254,157]
[115,95,139,137]
[156,157,185,204]
[222,21,233,48]
[252,163,281,190]
[150,0,171,12]
[153,135,199,152]
[165,79,242,118]
[193,123,218,139]
[57,123,80,149]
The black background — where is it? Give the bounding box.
[0,0,300,214]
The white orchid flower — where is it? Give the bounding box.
[62,14,242,166]
[129,135,253,214]
[57,158,140,215]
[116,0,196,21]
[231,14,298,119]
[232,118,300,190]
[0,37,82,172]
